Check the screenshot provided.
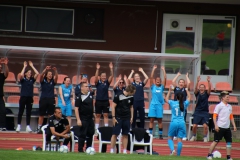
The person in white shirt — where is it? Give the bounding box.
[207,91,237,160]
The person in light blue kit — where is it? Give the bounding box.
[148,65,166,139]
[165,87,190,156]
[58,77,75,126]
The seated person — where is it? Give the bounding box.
[45,107,71,149]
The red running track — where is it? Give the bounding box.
[0,132,240,158]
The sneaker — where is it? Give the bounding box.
[1,128,7,131]
[190,136,196,141]
[16,126,21,132]
[26,126,32,133]
[207,154,213,160]
[227,158,233,160]
[182,137,187,141]
[170,150,175,156]
[159,135,163,139]
[173,137,177,140]
[203,137,208,142]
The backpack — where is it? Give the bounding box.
[6,108,15,130]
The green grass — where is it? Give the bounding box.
[0,149,223,160]
[165,48,194,54]
[201,53,229,73]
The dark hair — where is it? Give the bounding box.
[100,72,106,76]
[80,82,87,87]
[176,92,184,112]
[125,84,136,93]
[220,91,229,99]
[119,78,124,83]
[44,70,53,79]
[24,68,31,74]
[199,84,206,88]
[62,77,70,84]
[54,107,61,113]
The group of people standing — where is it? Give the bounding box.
[0,60,237,159]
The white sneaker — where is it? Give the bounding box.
[26,126,32,133]
[170,150,175,156]
[16,126,21,132]
[173,137,177,140]
[190,136,196,141]
[206,156,212,160]
[203,137,208,142]
[182,137,187,141]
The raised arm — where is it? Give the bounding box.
[139,67,149,85]
[52,67,58,84]
[207,76,211,95]
[113,74,121,90]
[161,66,167,87]
[123,75,129,87]
[95,63,100,84]
[3,58,9,78]
[150,65,157,86]
[165,87,171,104]
[40,66,49,83]
[28,61,39,80]
[108,62,114,83]
[20,61,27,80]
[127,70,134,83]
[172,72,181,87]
[194,76,200,95]
[186,88,191,102]
[186,72,191,88]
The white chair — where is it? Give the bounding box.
[97,127,121,153]
[187,116,210,141]
[41,125,75,152]
[129,129,153,155]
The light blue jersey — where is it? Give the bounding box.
[58,84,72,105]
[150,84,165,105]
[168,100,190,122]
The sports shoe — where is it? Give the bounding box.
[190,136,196,141]
[1,128,7,131]
[182,137,187,141]
[173,136,177,140]
[207,154,213,160]
[227,158,233,160]
[159,135,163,139]
[16,126,21,132]
[170,150,175,156]
[203,137,208,142]
[26,126,32,133]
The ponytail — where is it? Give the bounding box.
[177,93,184,112]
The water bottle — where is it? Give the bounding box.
[154,123,159,138]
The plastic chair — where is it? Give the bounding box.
[41,125,74,152]
[129,128,153,155]
[165,80,172,89]
[218,69,229,75]
[203,69,216,75]
[7,95,20,103]
[208,95,220,104]
[4,86,20,93]
[97,127,121,153]
[163,103,169,110]
[56,74,68,84]
[232,106,240,115]
[5,72,16,83]
[215,82,232,92]
[72,75,79,85]
[187,116,210,141]
[33,96,39,104]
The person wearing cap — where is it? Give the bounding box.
[16,61,39,133]
[207,91,237,160]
